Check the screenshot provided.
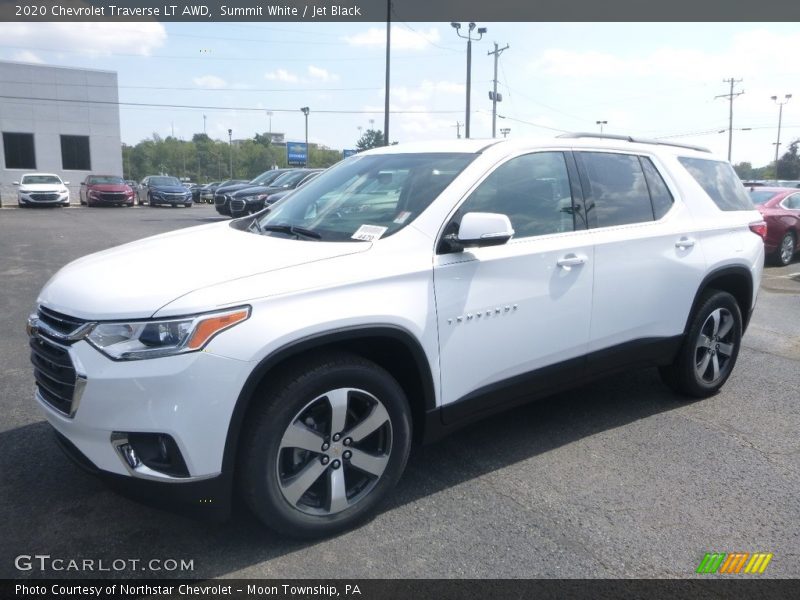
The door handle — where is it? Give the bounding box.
[675,237,696,249]
[557,253,587,269]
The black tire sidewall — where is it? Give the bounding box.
[241,356,412,538]
[680,291,743,396]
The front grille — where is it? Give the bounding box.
[214,194,228,207]
[38,306,87,336]
[100,192,127,202]
[30,307,86,417]
[30,336,77,416]
[30,193,60,201]
[230,198,246,212]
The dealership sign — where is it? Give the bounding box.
[287,142,307,166]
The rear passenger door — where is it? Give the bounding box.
[574,151,706,369]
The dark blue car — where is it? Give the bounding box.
[137,176,193,207]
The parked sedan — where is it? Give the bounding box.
[80,175,135,207]
[229,169,323,218]
[214,170,293,216]
[751,187,800,265]
[199,182,221,204]
[138,176,193,207]
[14,173,70,207]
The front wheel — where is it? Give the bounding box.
[659,289,742,398]
[240,353,412,538]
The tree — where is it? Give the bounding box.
[356,129,385,151]
[733,162,753,180]
[776,139,800,179]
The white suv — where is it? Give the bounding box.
[28,135,765,537]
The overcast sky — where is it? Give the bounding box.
[1,21,798,166]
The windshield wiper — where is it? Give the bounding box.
[260,223,321,240]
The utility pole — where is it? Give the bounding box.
[384,0,391,146]
[300,107,310,167]
[488,42,509,138]
[227,129,233,178]
[715,78,744,161]
[453,121,463,138]
[203,114,206,134]
[772,94,792,179]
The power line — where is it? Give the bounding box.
[0,79,382,93]
[495,113,570,133]
[0,94,461,115]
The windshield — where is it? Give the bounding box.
[272,170,311,188]
[87,176,125,185]
[21,175,61,185]
[150,176,181,186]
[750,190,779,205]
[250,170,284,186]
[254,152,476,242]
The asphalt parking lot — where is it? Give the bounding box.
[1,204,798,579]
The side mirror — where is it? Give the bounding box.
[13,181,19,186]
[80,182,86,186]
[64,181,70,185]
[456,212,515,248]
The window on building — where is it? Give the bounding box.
[61,135,91,170]
[3,132,36,169]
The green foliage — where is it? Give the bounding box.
[777,139,800,179]
[121,131,344,182]
[355,129,386,151]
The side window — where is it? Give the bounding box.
[786,194,800,210]
[577,152,653,227]
[677,156,754,211]
[454,152,576,239]
[640,157,674,219]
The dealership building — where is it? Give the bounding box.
[0,60,123,206]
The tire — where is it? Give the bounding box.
[659,289,742,398]
[239,352,412,538]
[772,231,796,266]
[184,203,192,208]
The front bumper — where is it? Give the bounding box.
[19,192,70,206]
[53,430,231,520]
[151,195,192,206]
[35,337,253,481]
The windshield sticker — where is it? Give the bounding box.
[351,225,388,242]
[393,211,412,224]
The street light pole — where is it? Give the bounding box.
[300,107,310,167]
[266,111,273,138]
[452,22,486,139]
[227,129,232,178]
[771,94,792,178]
[500,127,510,138]
[596,120,607,133]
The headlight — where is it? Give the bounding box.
[86,306,250,360]
[89,190,99,198]
[19,187,30,193]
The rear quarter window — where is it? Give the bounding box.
[678,157,754,211]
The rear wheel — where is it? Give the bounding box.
[659,289,742,398]
[773,231,796,266]
[240,353,412,538]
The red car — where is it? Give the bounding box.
[749,186,800,265]
[79,175,135,207]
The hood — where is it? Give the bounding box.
[20,183,66,192]
[88,184,131,192]
[150,185,188,193]
[216,183,253,195]
[38,222,370,320]
[233,185,273,197]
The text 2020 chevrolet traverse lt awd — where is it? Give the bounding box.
[28,135,764,537]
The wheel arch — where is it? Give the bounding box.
[686,265,754,333]
[221,325,436,478]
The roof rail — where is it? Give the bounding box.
[556,132,711,154]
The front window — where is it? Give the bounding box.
[150,176,181,186]
[87,176,125,185]
[253,153,476,242]
[21,175,62,185]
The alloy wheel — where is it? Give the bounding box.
[779,233,795,265]
[694,307,736,385]
[276,387,392,516]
